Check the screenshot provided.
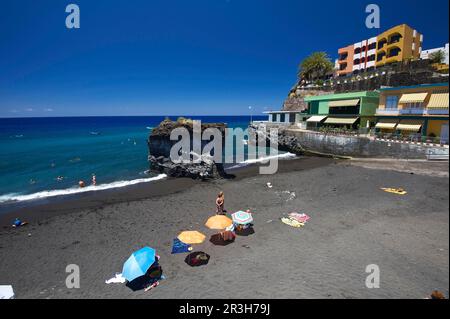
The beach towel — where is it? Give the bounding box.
[381,187,407,195]
[281,217,304,228]
[144,275,166,292]
[288,212,311,223]
[171,238,192,254]
[105,273,126,284]
[0,285,14,299]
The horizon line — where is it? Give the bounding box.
[0,114,267,119]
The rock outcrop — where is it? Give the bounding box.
[282,89,334,112]
[148,118,228,179]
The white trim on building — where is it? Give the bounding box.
[421,43,449,65]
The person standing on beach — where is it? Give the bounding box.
[216,191,225,215]
[92,174,96,186]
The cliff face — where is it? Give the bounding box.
[282,59,449,111]
[282,89,334,112]
[148,118,228,179]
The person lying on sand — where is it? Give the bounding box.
[216,191,225,214]
[12,218,28,228]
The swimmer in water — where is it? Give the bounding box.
[56,176,64,181]
[92,174,96,186]
[29,179,36,185]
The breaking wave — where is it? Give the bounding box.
[0,174,167,203]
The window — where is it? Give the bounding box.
[386,96,398,109]
[280,114,285,122]
[271,114,276,122]
[405,102,423,109]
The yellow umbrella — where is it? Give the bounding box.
[205,215,233,230]
[178,231,206,244]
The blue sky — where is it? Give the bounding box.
[0,0,448,117]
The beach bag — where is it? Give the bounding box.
[147,265,163,279]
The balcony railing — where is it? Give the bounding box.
[400,108,425,115]
[376,108,400,115]
[376,108,449,115]
[427,109,449,115]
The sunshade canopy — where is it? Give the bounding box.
[0,285,14,299]
[231,211,253,225]
[399,93,428,104]
[375,119,398,129]
[205,215,233,230]
[122,247,156,282]
[324,117,359,125]
[427,93,449,109]
[396,120,423,132]
[306,115,327,123]
[328,99,360,107]
[178,231,206,244]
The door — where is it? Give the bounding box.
[440,123,449,144]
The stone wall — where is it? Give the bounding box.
[251,124,449,159]
[284,129,449,159]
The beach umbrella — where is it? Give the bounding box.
[231,211,253,225]
[177,231,206,245]
[205,215,233,230]
[122,246,156,282]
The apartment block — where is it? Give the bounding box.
[336,24,423,76]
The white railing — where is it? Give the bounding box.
[376,109,400,115]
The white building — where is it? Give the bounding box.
[421,43,449,65]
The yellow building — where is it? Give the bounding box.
[375,83,449,143]
[376,24,423,67]
[337,24,423,76]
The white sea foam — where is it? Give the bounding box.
[0,174,167,203]
[227,152,297,170]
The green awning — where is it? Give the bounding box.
[328,99,360,107]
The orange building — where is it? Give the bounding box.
[337,45,354,76]
[336,24,423,76]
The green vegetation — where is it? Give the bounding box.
[429,50,446,64]
[298,52,334,82]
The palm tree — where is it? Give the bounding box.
[298,52,334,82]
[429,50,446,64]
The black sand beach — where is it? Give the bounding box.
[0,157,448,298]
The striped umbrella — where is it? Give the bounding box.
[231,211,253,225]
[122,246,156,282]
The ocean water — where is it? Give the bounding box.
[0,115,284,205]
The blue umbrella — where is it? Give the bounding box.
[122,247,156,282]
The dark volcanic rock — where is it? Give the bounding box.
[149,154,227,179]
[148,118,228,179]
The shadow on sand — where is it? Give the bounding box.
[235,227,255,236]
[209,233,235,246]
[125,276,156,292]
